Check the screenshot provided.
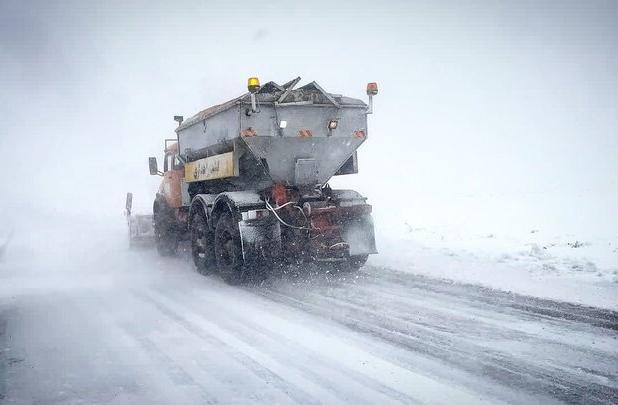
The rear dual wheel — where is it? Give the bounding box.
[214,213,248,285]
[191,211,252,284]
[191,211,215,274]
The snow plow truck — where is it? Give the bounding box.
[148,77,378,283]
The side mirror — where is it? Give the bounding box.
[148,157,159,175]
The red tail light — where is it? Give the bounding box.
[366,82,378,96]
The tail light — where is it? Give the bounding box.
[366,82,378,95]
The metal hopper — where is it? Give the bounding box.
[176,78,369,190]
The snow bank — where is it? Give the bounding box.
[371,224,618,310]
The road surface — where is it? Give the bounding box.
[0,238,616,404]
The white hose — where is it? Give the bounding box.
[265,199,312,230]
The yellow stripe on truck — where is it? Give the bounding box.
[185,152,235,183]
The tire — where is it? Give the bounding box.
[214,212,247,285]
[191,211,215,274]
[154,207,178,256]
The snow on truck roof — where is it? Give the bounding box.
[175,77,366,132]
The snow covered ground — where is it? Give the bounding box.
[1,216,616,404]
[373,231,618,311]
[368,190,618,310]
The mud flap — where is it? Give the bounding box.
[342,215,377,256]
[238,219,282,266]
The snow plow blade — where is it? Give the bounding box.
[125,192,155,247]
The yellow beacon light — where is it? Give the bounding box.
[247,77,260,93]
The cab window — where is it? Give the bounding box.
[164,154,182,172]
[173,155,183,170]
[164,153,173,172]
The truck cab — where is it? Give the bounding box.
[160,142,184,209]
[149,140,189,255]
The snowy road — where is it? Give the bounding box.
[1,241,617,404]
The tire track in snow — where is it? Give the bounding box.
[150,285,421,405]
[131,290,334,404]
[255,281,618,404]
[364,267,618,331]
[313,280,617,364]
[91,290,299,404]
[139,287,491,404]
[115,324,219,405]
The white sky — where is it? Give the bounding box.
[1,0,616,238]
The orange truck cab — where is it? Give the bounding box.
[159,142,184,209]
[149,140,188,253]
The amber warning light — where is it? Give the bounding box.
[247,77,260,93]
[247,77,261,114]
[366,82,378,114]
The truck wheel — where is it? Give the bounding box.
[214,212,246,284]
[154,211,178,256]
[191,211,215,274]
[155,228,178,256]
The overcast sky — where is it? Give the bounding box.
[1,0,616,237]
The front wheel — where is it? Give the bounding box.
[154,210,178,257]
